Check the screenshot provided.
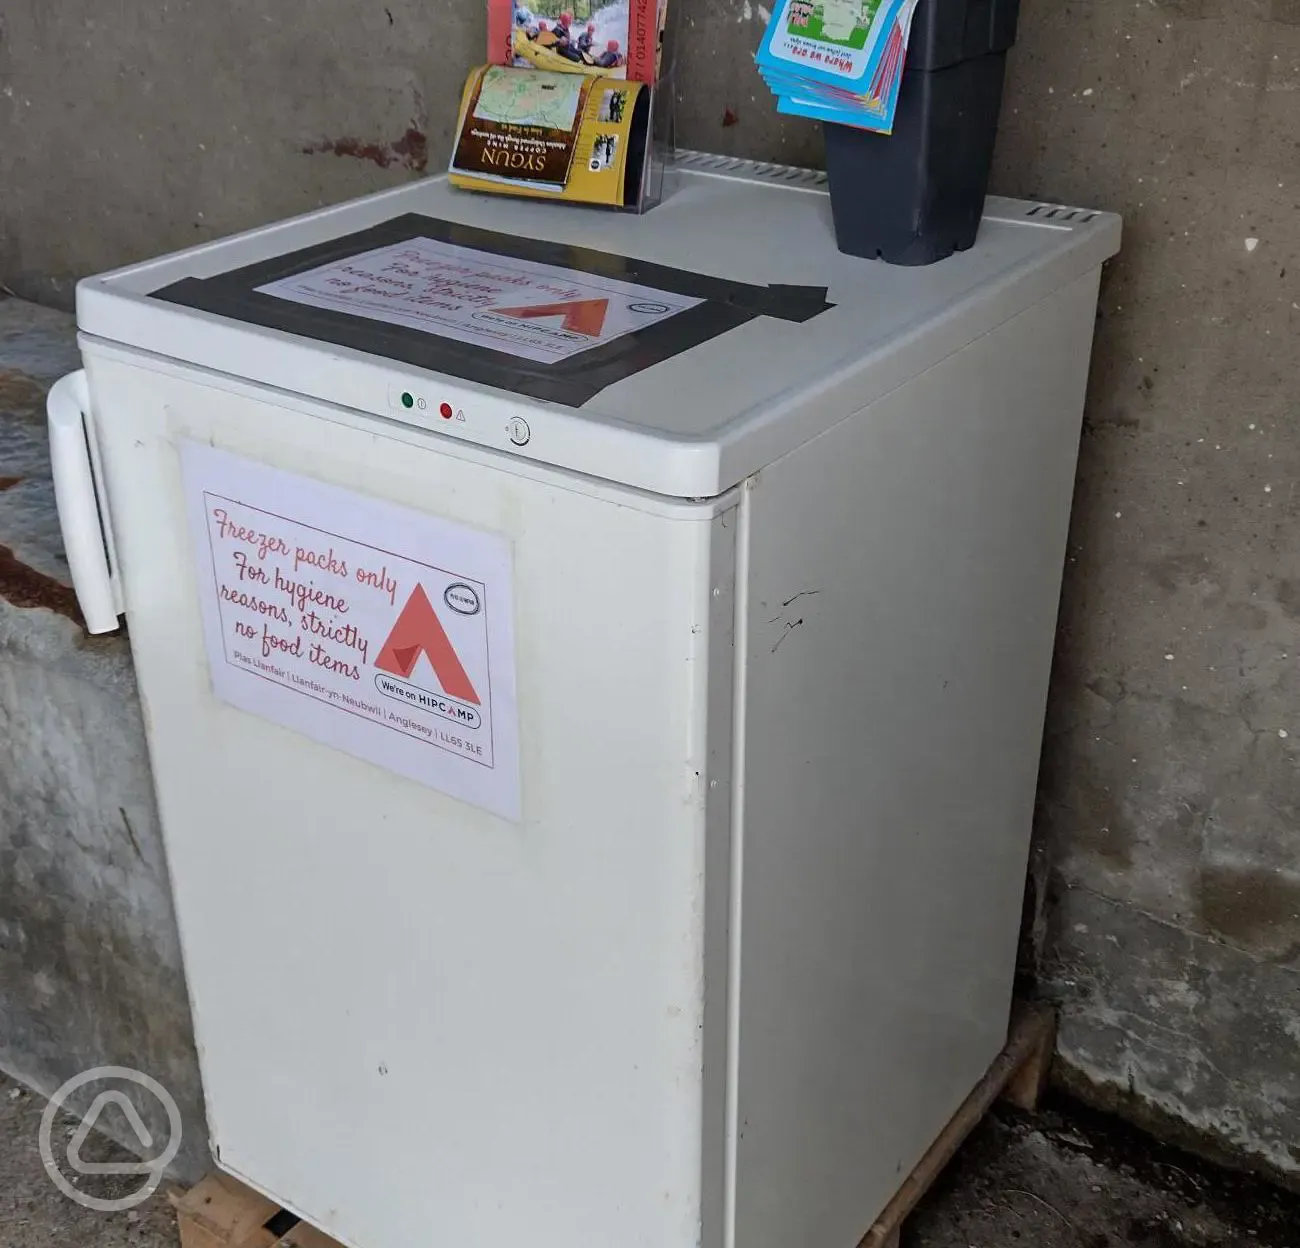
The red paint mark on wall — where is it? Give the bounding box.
[301,126,428,172]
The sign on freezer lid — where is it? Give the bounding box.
[182,443,520,820]
[254,237,702,366]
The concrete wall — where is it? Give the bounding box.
[999,2,1300,1184]
[2,0,1298,1187]
[0,300,207,1178]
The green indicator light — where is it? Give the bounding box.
[401,391,415,409]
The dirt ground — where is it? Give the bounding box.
[1,1070,184,1247]
[908,1099,1299,1248]
[1,1068,1296,1248]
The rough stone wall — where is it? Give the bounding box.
[999,0,1300,1186]
[1,0,1298,1186]
[0,301,207,1179]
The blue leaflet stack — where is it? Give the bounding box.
[755,0,918,133]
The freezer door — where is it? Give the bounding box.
[81,347,735,1248]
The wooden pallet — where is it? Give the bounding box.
[860,1002,1057,1248]
[172,1173,339,1248]
[173,1004,1055,1248]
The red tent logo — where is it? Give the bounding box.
[490,297,609,337]
[375,585,480,705]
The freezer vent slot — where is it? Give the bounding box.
[676,149,828,189]
[1024,202,1098,224]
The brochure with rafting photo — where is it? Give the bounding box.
[489,0,663,84]
[464,0,667,208]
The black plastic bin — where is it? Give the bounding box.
[823,0,1020,266]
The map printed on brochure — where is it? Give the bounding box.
[449,64,644,204]
[756,0,919,133]
[453,67,591,191]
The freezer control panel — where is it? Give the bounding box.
[387,383,468,426]
[385,381,546,462]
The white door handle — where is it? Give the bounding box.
[47,370,121,634]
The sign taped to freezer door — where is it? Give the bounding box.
[182,443,520,820]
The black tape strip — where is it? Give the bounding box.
[153,214,832,407]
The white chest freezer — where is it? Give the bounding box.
[49,154,1119,1248]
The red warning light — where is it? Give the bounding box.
[439,402,453,419]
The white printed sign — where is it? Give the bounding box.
[255,237,701,365]
[182,443,520,820]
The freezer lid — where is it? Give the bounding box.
[77,153,1120,498]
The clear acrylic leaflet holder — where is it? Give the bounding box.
[627,47,677,213]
